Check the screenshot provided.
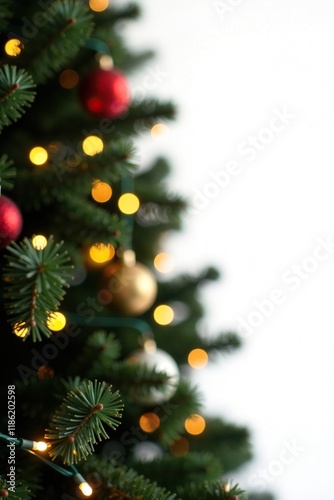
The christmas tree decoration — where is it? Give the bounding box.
[126,338,180,405]
[0,195,23,248]
[78,67,131,119]
[0,2,253,498]
[102,249,158,316]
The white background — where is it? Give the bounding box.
[121,1,334,498]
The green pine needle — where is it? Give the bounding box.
[23,0,94,84]
[0,65,36,130]
[0,154,16,190]
[45,380,124,464]
[3,235,73,342]
[0,476,32,499]
[177,480,246,500]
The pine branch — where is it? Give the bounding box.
[0,476,32,499]
[3,235,73,342]
[53,193,130,247]
[0,154,16,190]
[159,380,203,445]
[204,331,242,354]
[20,0,94,84]
[131,452,223,491]
[49,138,138,192]
[89,360,173,402]
[83,457,178,500]
[45,380,123,464]
[0,65,36,130]
[177,481,246,500]
[69,331,122,376]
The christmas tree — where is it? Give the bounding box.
[0,1,268,498]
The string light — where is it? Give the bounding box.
[89,243,115,263]
[32,441,48,452]
[185,414,206,435]
[4,39,23,56]
[13,322,28,338]
[153,252,174,273]
[188,349,208,369]
[73,471,93,497]
[153,304,174,325]
[118,193,140,215]
[29,147,48,166]
[47,312,66,332]
[139,413,160,433]
[89,0,109,12]
[91,181,112,203]
[32,234,48,250]
[59,69,79,89]
[82,135,104,156]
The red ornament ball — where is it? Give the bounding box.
[79,67,131,119]
[0,195,23,248]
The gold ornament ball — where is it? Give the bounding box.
[102,251,158,316]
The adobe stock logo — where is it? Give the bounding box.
[248,439,306,491]
[212,0,245,21]
[237,235,334,338]
[188,106,296,216]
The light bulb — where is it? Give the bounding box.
[33,441,47,452]
[78,482,93,497]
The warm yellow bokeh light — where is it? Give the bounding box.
[32,234,48,250]
[82,135,104,156]
[185,414,206,436]
[13,322,28,338]
[89,0,109,12]
[33,441,47,452]
[139,413,160,433]
[153,252,174,273]
[47,312,66,332]
[188,349,209,369]
[89,243,115,263]
[98,54,114,70]
[91,181,112,203]
[59,69,79,89]
[151,123,168,138]
[29,147,48,166]
[153,304,174,325]
[78,482,93,497]
[118,193,140,215]
[5,39,23,56]
[169,437,189,456]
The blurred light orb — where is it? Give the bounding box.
[89,243,115,263]
[151,123,168,139]
[91,181,112,203]
[118,193,140,215]
[153,304,174,325]
[13,322,28,338]
[89,0,109,12]
[32,234,47,250]
[185,414,206,435]
[29,147,48,166]
[47,312,66,332]
[188,349,209,369]
[59,69,79,89]
[5,39,23,56]
[82,135,104,156]
[139,413,161,433]
[154,252,174,273]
